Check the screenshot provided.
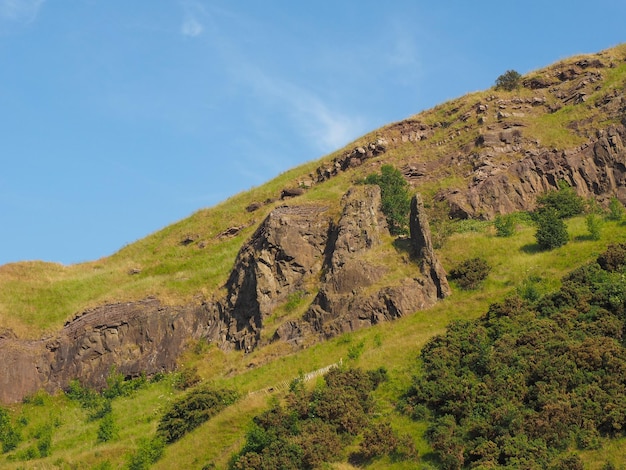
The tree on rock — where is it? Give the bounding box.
[365,165,411,235]
[495,70,522,91]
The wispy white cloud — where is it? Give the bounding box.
[180,0,205,38]
[181,16,202,37]
[0,0,44,23]
[246,66,365,153]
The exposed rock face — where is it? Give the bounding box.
[439,124,626,219]
[302,186,448,339]
[0,186,452,403]
[218,185,450,347]
[410,194,451,299]
[220,205,329,351]
[0,299,218,403]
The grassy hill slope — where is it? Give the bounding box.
[1,45,626,468]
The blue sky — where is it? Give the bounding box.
[1,1,625,265]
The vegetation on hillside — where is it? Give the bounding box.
[401,243,626,469]
[0,45,626,469]
[364,164,412,235]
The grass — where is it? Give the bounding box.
[2,45,626,468]
[2,213,626,469]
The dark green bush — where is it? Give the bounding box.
[231,367,390,469]
[495,70,522,91]
[157,386,239,444]
[0,407,21,453]
[402,244,626,467]
[597,243,626,272]
[97,413,117,443]
[534,207,569,250]
[365,164,411,235]
[449,257,491,290]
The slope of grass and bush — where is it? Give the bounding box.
[1,45,626,469]
[401,243,626,469]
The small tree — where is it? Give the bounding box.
[365,165,411,235]
[495,70,522,91]
[494,214,516,237]
[608,197,624,221]
[535,208,568,250]
[586,213,602,241]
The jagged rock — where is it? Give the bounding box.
[220,205,330,350]
[0,299,220,403]
[410,194,451,299]
[246,201,263,212]
[438,124,626,219]
[217,226,244,239]
[180,234,198,246]
[315,138,388,182]
[302,186,448,339]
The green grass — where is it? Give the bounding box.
[2,214,626,469]
[2,45,626,468]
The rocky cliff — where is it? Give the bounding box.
[0,299,215,403]
[0,185,448,403]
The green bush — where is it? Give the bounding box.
[608,197,624,221]
[126,436,165,470]
[493,214,516,237]
[586,213,603,240]
[495,70,522,91]
[0,407,22,453]
[231,367,390,469]
[97,413,118,443]
[157,386,239,444]
[535,207,569,250]
[535,181,585,219]
[173,365,201,390]
[449,257,491,290]
[597,243,626,272]
[402,245,626,467]
[365,164,411,235]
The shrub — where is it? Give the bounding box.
[449,257,491,290]
[608,197,624,221]
[495,70,522,91]
[0,407,22,453]
[535,181,585,219]
[586,213,603,240]
[126,436,165,470]
[157,386,239,443]
[597,243,626,272]
[535,207,568,250]
[365,165,411,235]
[173,366,201,390]
[97,413,117,443]
[232,367,388,469]
[493,214,516,237]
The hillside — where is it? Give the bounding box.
[0,44,626,468]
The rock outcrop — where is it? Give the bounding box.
[220,205,330,351]
[1,185,452,403]
[301,186,449,339]
[0,299,218,403]
[439,124,626,219]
